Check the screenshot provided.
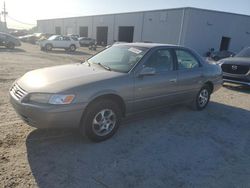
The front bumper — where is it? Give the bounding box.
[223,72,250,86]
[10,96,87,129]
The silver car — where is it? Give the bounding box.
[10,43,222,141]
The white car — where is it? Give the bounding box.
[39,35,80,52]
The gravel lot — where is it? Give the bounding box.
[0,43,250,188]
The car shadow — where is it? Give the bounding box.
[0,47,26,52]
[223,83,250,94]
[44,49,91,56]
[26,102,250,188]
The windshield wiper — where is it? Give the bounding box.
[81,59,91,67]
[97,62,112,71]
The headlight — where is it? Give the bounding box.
[29,93,75,105]
[49,94,75,105]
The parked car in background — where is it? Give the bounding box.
[0,32,21,49]
[39,35,80,51]
[67,34,80,41]
[79,37,96,46]
[10,43,222,142]
[19,34,37,44]
[218,47,250,86]
[37,33,54,42]
[210,50,235,61]
[19,33,52,44]
[10,30,28,37]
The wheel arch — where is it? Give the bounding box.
[45,43,53,47]
[204,81,214,93]
[85,93,126,117]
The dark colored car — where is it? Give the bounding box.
[10,30,28,37]
[67,34,80,41]
[210,50,235,61]
[10,43,222,142]
[79,37,96,46]
[0,32,21,49]
[219,47,250,86]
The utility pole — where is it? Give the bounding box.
[1,1,8,30]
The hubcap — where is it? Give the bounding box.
[92,109,116,136]
[198,89,209,107]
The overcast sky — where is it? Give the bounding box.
[1,0,250,29]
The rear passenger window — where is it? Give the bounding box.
[145,49,174,72]
[63,36,70,41]
[176,50,199,70]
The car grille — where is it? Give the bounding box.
[221,64,249,75]
[10,83,27,101]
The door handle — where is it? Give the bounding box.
[169,78,177,83]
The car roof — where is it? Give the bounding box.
[114,42,182,49]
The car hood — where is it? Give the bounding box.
[17,63,125,93]
[221,57,250,66]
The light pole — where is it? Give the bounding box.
[1,1,8,30]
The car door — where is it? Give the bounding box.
[61,36,71,48]
[133,48,178,111]
[51,36,62,48]
[174,49,205,101]
[0,33,6,45]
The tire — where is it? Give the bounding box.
[6,42,15,49]
[81,99,122,142]
[191,85,211,111]
[69,45,76,52]
[45,44,52,51]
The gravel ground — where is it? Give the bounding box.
[0,43,250,188]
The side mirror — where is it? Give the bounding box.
[138,67,156,77]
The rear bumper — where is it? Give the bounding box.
[10,96,87,129]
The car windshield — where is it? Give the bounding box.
[48,35,59,40]
[235,48,250,58]
[88,45,148,73]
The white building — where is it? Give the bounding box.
[37,7,250,55]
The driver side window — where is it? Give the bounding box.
[145,49,174,72]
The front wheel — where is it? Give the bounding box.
[45,44,52,51]
[69,45,76,52]
[191,85,211,110]
[81,99,122,142]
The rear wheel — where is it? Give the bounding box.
[191,85,211,110]
[80,99,122,142]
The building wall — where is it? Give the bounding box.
[184,8,250,55]
[37,8,250,55]
[114,12,144,42]
[142,9,183,44]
